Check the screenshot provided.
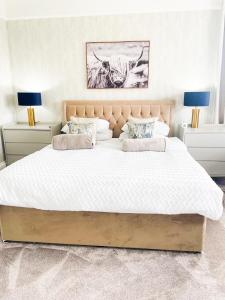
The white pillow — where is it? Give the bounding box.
[96,119,110,132]
[153,121,170,137]
[128,116,158,124]
[70,116,97,124]
[96,129,113,141]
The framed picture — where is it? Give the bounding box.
[86,41,150,89]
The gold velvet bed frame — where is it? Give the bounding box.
[0,100,206,252]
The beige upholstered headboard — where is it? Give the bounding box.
[63,100,175,137]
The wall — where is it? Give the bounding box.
[0,0,5,18]
[7,10,223,132]
[0,4,14,166]
[219,22,225,123]
[5,0,224,19]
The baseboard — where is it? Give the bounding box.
[0,161,6,170]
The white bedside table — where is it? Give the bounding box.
[2,123,62,165]
[179,124,225,177]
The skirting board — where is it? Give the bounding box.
[0,161,6,170]
[0,206,206,252]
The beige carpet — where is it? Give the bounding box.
[0,211,225,300]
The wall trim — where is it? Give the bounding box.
[0,161,6,170]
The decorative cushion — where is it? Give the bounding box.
[70,123,96,144]
[122,120,169,137]
[70,117,109,133]
[122,138,166,152]
[69,122,94,134]
[52,134,93,150]
[61,121,96,144]
[121,117,157,134]
[127,122,155,139]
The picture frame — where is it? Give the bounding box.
[86,41,150,89]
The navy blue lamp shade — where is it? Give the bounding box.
[17,92,42,126]
[184,91,210,107]
[17,92,42,106]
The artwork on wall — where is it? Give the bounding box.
[86,41,150,89]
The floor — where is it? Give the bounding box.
[0,208,224,300]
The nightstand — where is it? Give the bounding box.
[179,124,225,177]
[2,123,62,165]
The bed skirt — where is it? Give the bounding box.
[0,206,206,252]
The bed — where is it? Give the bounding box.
[0,100,223,252]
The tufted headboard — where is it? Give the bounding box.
[63,100,175,137]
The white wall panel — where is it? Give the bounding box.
[0,18,14,162]
[0,0,6,18]
[7,11,223,132]
[5,0,224,19]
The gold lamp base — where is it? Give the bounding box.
[27,107,35,126]
[191,108,200,128]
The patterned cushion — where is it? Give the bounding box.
[127,122,155,139]
[69,122,96,143]
[61,121,96,145]
[122,117,158,134]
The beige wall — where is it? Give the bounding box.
[7,11,223,132]
[4,0,223,19]
[0,0,6,18]
[0,18,14,163]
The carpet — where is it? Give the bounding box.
[0,210,225,300]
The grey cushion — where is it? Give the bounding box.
[52,134,93,150]
[122,138,166,152]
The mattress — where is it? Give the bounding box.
[0,138,223,220]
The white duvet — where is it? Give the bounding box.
[0,138,223,220]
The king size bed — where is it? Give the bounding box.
[0,100,223,252]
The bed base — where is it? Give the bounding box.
[0,206,205,252]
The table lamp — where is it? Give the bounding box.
[17,92,42,126]
[184,91,210,128]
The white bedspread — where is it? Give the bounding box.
[0,138,223,220]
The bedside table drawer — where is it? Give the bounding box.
[5,143,48,155]
[4,130,51,143]
[188,148,225,161]
[198,161,225,176]
[184,133,225,147]
[7,155,24,165]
